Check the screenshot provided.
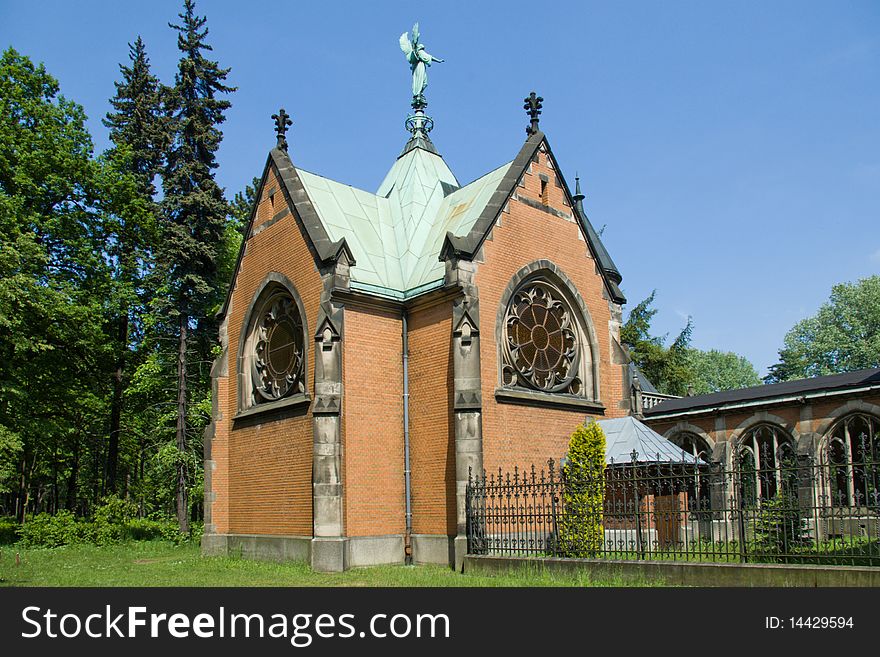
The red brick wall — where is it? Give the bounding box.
[213,165,321,536]
[407,301,456,536]
[343,306,405,537]
[476,145,627,475]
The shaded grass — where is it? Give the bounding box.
[0,541,659,587]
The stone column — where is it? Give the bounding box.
[796,430,821,542]
[709,441,732,543]
[447,258,484,571]
[202,314,228,556]
[310,255,349,572]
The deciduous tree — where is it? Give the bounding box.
[766,276,880,382]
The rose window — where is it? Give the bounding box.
[501,281,582,395]
[251,290,305,402]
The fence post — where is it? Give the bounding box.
[734,462,748,564]
[549,459,559,557]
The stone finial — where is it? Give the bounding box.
[524,91,543,135]
[271,108,293,151]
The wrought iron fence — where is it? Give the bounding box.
[465,444,880,566]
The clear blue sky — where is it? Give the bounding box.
[2,0,878,375]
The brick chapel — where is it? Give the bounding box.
[201,28,880,571]
[201,36,636,571]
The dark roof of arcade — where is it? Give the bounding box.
[644,368,880,417]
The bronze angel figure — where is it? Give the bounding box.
[399,23,444,104]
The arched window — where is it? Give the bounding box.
[668,431,712,462]
[239,278,308,411]
[736,424,795,506]
[499,274,595,399]
[668,431,713,510]
[821,414,880,508]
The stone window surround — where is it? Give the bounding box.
[734,422,796,501]
[494,260,603,412]
[236,272,311,419]
[818,412,880,507]
[667,430,713,461]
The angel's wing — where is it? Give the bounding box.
[399,32,413,58]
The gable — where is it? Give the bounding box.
[440,132,626,305]
[217,149,353,320]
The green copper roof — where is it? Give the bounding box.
[289,131,624,304]
[296,141,512,297]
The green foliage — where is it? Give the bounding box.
[19,511,84,548]
[621,291,694,395]
[622,291,761,396]
[158,0,235,320]
[0,46,112,518]
[559,421,606,558]
[0,3,242,526]
[685,349,762,395]
[752,491,812,560]
[151,0,236,533]
[18,497,191,548]
[0,517,20,544]
[767,275,880,382]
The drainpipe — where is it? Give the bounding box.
[402,309,413,565]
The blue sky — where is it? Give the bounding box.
[2,0,878,375]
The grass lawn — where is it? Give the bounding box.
[0,541,658,587]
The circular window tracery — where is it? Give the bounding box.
[501,280,582,395]
[250,289,305,402]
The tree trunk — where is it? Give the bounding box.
[66,439,80,511]
[106,313,129,495]
[176,315,190,534]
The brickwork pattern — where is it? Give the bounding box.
[343,307,405,537]
[476,146,627,475]
[213,166,322,536]
[407,302,456,536]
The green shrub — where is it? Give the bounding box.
[15,497,201,548]
[753,491,812,561]
[19,511,85,548]
[559,421,606,558]
[123,518,183,542]
[0,517,20,545]
[92,496,139,546]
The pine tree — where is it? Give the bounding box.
[158,0,235,533]
[100,37,167,496]
[103,37,167,197]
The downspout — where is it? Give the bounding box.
[402,309,413,564]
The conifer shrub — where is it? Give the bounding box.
[559,421,606,558]
[752,490,812,561]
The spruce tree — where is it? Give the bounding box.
[159,0,234,533]
[100,37,167,496]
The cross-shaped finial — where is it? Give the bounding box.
[271,108,293,151]
[524,92,543,135]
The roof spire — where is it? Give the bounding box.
[524,91,543,135]
[271,108,292,151]
[572,173,585,212]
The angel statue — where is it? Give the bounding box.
[399,23,444,106]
